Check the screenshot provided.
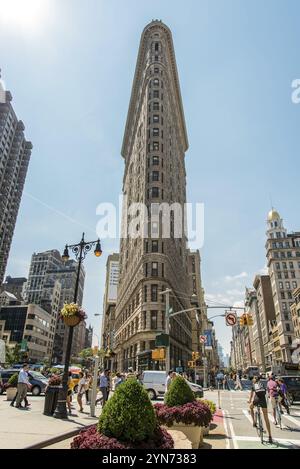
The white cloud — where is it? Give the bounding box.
[258,265,268,275]
[225,272,248,282]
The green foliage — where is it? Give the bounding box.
[5,344,21,365]
[98,379,157,443]
[8,373,18,387]
[79,348,93,359]
[197,398,216,416]
[164,375,195,407]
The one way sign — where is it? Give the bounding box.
[225,311,237,326]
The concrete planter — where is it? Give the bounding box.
[6,387,17,401]
[166,423,203,449]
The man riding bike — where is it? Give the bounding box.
[248,375,273,444]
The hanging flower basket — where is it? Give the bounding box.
[60,303,87,327]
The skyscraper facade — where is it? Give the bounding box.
[0,77,32,284]
[114,21,193,372]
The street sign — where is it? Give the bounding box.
[200,335,207,343]
[155,333,169,347]
[225,311,237,326]
[20,339,27,352]
[152,348,165,360]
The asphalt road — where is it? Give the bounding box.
[204,389,300,449]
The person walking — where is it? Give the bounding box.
[77,371,86,412]
[126,367,136,380]
[15,364,31,409]
[96,369,109,407]
[165,370,175,392]
[114,372,124,389]
[84,372,92,405]
[234,373,243,391]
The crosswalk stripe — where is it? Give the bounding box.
[233,435,300,445]
[281,413,300,428]
[242,409,253,424]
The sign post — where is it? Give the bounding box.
[225,311,237,327]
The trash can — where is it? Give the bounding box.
[43,386,60,416]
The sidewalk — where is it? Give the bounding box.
[202,410,227,449]
[0,394,101,449]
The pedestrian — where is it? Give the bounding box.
[84,372,92,405]
[106,371,111,399]
[96,369,109,407]
[234,374,243,391]
[165,370,175,392]
[15,364,31,409]
[67,371,73,415]
[126,367,136,380]
[114,372,124,389]
[77,371,86,412]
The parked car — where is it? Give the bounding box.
[0,369,48,396]
[141,370,204,400]
[279,376,300,404]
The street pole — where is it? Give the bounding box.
[203,344,207,388]
[90,355,100,417]
[54,233,102,419]
[54,244,83,419]
[165,289,171,372]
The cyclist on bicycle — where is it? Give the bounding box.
[277,377,290,415]
[267,372,280,425]
[248,375,273,443]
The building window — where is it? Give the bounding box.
[162,263,164,277]
[152,240,158,252]
[282,302,287,310]
[277,272,282,279]
[281,292,285,299]
[151,285,158,302]
[145,263,148,277]
[153,115,159,123]
[153,78,159,86]
[151,311,157,329]
[286,282,290,289]
[279,282,283,289]
[152,187,159,198]
[152,171,159,181]
[276,263,280,270]
[153,142,159,151]
[153,102,159,111]
[292,281,297,289]
[144,285,147,302]
[153,90,159,98]
[153,128,159,137]
[286,323,291,332]
[143,311,147,329]
[288,336,293,345]
[154,67,159,74]
[151,262,158,276]
[152,156,159,165]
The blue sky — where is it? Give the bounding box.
[0,0,299,354]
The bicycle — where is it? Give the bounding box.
[254,404,265,444]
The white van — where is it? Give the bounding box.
[142,370,204,400]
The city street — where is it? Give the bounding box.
[205,389,300,449]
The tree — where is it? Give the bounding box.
[5,344,21,365]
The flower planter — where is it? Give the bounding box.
[63,316,81,327]
[6,387,17,401]
[165,422,203,449]
[44,386,60,416]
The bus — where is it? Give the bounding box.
[244,366,259,379]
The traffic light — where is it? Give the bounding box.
[192,351,200,360]
[247,314,254,326]
[188,360,195,368]
[239,314,247,327]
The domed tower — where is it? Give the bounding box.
[265,208,298,367]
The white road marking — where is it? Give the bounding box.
[242,409,253,425]
[233,435,300,446]
[222,410,231,449]
[224,409,238,449]
[281,413,300,428]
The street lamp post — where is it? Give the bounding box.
[54,232,102,419]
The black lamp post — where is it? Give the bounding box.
[54,232,102,419]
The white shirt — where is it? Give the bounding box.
[18,369,30,385]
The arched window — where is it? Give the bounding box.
[153,78,159,87]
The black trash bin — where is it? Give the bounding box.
[43,386,60,416]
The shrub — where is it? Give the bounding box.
[71,425,174,450]
[164,375,195,407]
[197,399,216,418]
[98,379,156,443]
[154,401,212,427]
[7,373,18,388]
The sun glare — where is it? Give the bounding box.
[0,0,48,29]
